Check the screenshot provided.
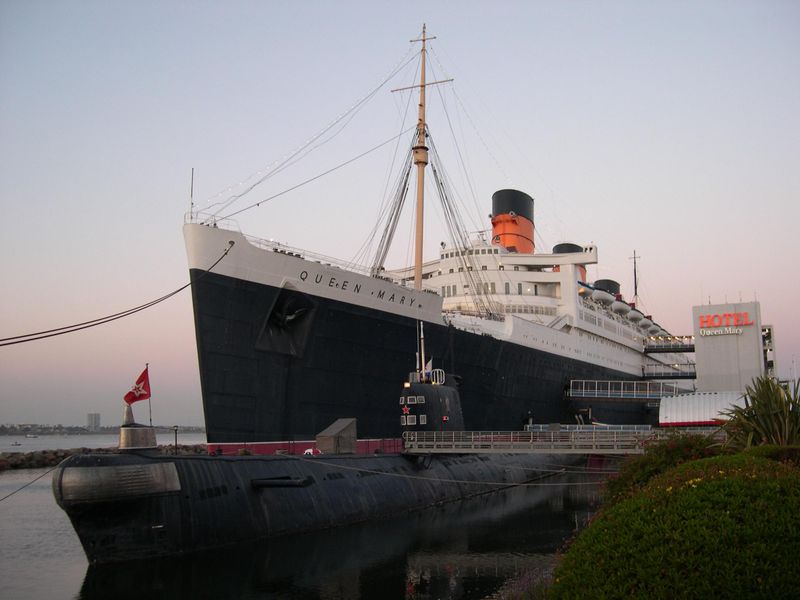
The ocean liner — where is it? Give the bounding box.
[184,27,686,446]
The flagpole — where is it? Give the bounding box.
[146,363,152,426]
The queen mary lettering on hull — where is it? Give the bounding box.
[184,26,687,446]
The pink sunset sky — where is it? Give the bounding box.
[1,1,798,427]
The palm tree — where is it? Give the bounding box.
[722,376,800,451]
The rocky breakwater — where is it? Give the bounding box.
[0,445,207,471]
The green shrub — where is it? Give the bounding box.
[602,434,719,506]
[743,444,800,468]
[550,455,800,599]
[723,376,800,450]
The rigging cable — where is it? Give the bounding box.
[0,466,59,504]
[204,50,419,217]
[0,241,235,347]
[293,455,606,488]
[219,127,414,221]
[369,144,414,275]
[428,131,500,317]
[427,57,484,234]
[349,58,421,270]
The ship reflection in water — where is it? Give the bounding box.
[79,467,606,600]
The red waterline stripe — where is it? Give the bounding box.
[206,438,404,456]
[659,420,724,427]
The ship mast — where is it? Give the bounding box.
[392,26,452,290]
[411,25,431,291]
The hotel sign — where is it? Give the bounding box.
[698,312,754,337]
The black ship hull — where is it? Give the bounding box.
[190,270,655,443]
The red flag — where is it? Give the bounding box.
[124,367,151,404]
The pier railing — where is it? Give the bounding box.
[402,428,724,455]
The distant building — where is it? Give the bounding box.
[660,301,777,426]
[693,301,772,392]
[87,413,101,432]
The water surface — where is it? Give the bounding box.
[1,458,608,599]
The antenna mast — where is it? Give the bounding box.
[189,168,195,216]
[630,250,640,301]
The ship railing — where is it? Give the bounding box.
[246,235,382,277]
[525,423,653,432]
[186,211,447,287]
[569,380,691,399]
[185,210,242,232]
[643,362,697,378]
[645,335,696,352]
[402,427,725,455]
[646,334,695,345]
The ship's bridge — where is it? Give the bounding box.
[385,240,598,319]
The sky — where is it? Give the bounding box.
[1,0,798,427]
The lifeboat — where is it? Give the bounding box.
[639,316,653,329]
[611,294,630,315]
[591,289,615,305]
[578,285,593,300]
[628,308,644,322]
[648,322,661,335]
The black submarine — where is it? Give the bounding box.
[53,335,572,564]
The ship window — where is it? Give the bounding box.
[534,284,538,296]
[491,282,496,294]
[514,266,519,271]
[407,396,417,404]
[449,268,454,274]
[458,267,463,272]
[417,396,425,404]
[441,286,446,297]
[420,414,427,425]
[399,397,405,405]
[407,415,417,425]
[505,282,510,295]
[400,416,406,425]
[499,265,504,271]
[518,283,523,295]
[481,249,486,255]
[481,265,487,270]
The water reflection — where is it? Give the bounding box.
[79,467,605,600]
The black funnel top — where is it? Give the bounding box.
[594,279,620,295]
[492,189,534,223]
[553,242,584,254]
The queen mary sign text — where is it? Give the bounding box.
[698,312,754,337]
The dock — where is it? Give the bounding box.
[402,427,724,455]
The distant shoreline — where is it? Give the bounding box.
[0,428,205,436]
[0,444,208,471]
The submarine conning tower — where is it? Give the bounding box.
[400,376,465,433]
[490,189,535,254]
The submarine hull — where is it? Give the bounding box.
[53,450,570,564]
